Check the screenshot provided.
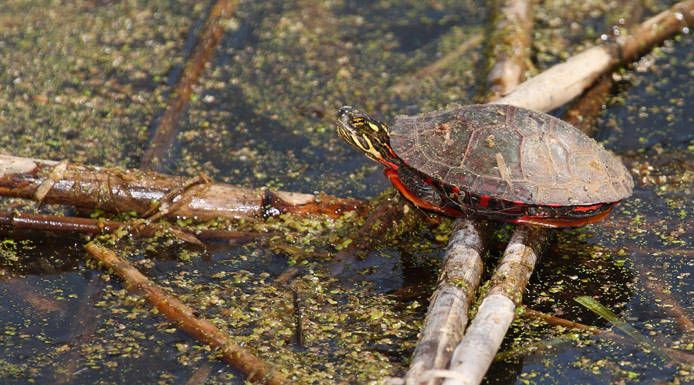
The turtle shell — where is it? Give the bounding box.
[389,104,633,206]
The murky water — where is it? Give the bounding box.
[0,0,692,384]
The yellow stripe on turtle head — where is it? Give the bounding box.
[348,132,384,161]
[367,121,380,132]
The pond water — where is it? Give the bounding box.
[0,0,692,384]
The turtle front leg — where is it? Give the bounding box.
[384,168,462,216]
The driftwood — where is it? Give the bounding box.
[440,227,545,385]
[444,2,694,383]
[404,1,534,383]
[84,242,288,385]
[0,154,366,221]
[563,0,644,134]
[140,0,240,171]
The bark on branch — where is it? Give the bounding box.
[0,155,366,221]
[494,0,694,111]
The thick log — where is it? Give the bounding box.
[0,155,365,221]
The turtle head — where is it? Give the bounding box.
[336,106,399,169]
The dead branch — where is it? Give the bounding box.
[404,219,489,385]
[521,306,694,365]
[140,0,240,171]
[494,0,694,111]
[435,3,694,382]
[0,211,264,245]
[404,1,534,383]
[441,226,545,385]
[563,0,644,135]
[486,0,533,100]
[84,242,288,385]
[0,154,366,221]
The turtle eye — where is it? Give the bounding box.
[351,117,365,127]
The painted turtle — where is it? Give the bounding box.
[336,104,633,227]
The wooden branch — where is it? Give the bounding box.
[329,194,429,275]
[404,219,488,385]
[494,0,694,112]
[441,226,545,385]
[140,0,240,171]
[0,155,366,221]
[521,306,694,365]
[84,242,288,385]
[429,3,694,382]
[486,0,533,100]
[563,0,644,135]
[0,211,263,245]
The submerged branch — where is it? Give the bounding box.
[84,242,288,385]
[140,0,240,171]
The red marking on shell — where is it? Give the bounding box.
[569,203,606,212]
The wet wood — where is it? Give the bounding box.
[390,32,484,95]
[0,155,366,221]
[0,211,262,245]
[404,219,488,385]
[521,306,694,365]
[494,0,694,112]
[441,226,546,385]
[486,0,533,100]
[404,1,534,382]
[84,242,288,385]
[140,0,240,171]
[563,0,644,135]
